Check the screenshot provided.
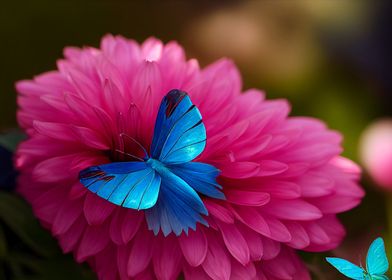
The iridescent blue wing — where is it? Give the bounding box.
[79,162,161,210]
[367,237,389,276]
[150,89,206,164]
[326,257,365,280]
[145,170,208,236]
[372,275,389,280]
[169,162,225,200]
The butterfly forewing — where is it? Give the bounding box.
[79,161,161,210]
[150,89,206,164]
[366,237,389,276]
[326,257,365,280]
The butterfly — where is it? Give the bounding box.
[79,89,225,236]
[326,237,389,280]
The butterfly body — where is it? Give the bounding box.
[326,237,390,280]
[79,89,224,236]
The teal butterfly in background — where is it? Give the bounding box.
[326,237,389,280]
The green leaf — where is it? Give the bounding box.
[0,130,26,151]
[10,253,94,280]
[0,192,59,257]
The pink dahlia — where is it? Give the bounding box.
[15,35,364,280]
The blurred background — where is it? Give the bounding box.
[1,1,392,279]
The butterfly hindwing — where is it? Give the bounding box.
[145,170,208,236]
[169,162,225,200]
[366,237,389,276]
[79,161,161,210]
[372,275,389,280]
[150,89,206,164]
[326,257,365,280]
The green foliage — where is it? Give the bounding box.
[0,131,26,152]
[0,192,94,280]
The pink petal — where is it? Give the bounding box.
[52,198,83,235]
[68,182,88,200]
[117,245,130,280]
[259,180,301,199]
[230,261,257,280]
[76,222,110,261]
[58,216,86,253]
[152,237,182,280]
[263,199,322,221]
[109,210,125,245]
[233,207,270,237]
[257,160,288,176]
[121,210,144,243]
[296,173,334,197]
[33,187,68,223]
[183,265,212,280]
[221,162,260,179]
[285,222,310,249]
[238,226,264,261]
[64,93,103,130]
[205,200,235,223]
[179,228,208,267]
[32,154,79,182]
[311,194,363,214]
[202,234,231,280]
[102,78,127,115]
[94,246,118,280]
[70,125,110,150]
[225,190,270,206]
[83,193,116,226]
[131,60,162,102]
[141,37,163,61]
[263,215,292,242]
[217,222,250,265]
[304,215,345,252]
[128,227,155,277]
[261,238,281,260]
[303,222,331,246]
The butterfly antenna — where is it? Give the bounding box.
[115,149,144,162]
[120,133,148,157]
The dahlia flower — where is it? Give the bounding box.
[15,35,364,280]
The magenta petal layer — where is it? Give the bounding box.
[15,35,364,280]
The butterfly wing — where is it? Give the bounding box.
[150,89,206,164]
[326,257,365,280]
[79,161,161,210]
[366,237,389,276]
[372,275,389,280]
[145,170,208,236]
[168,162,225,200]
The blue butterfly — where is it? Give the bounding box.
[79,89,225,236]
[326,237,389,280]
